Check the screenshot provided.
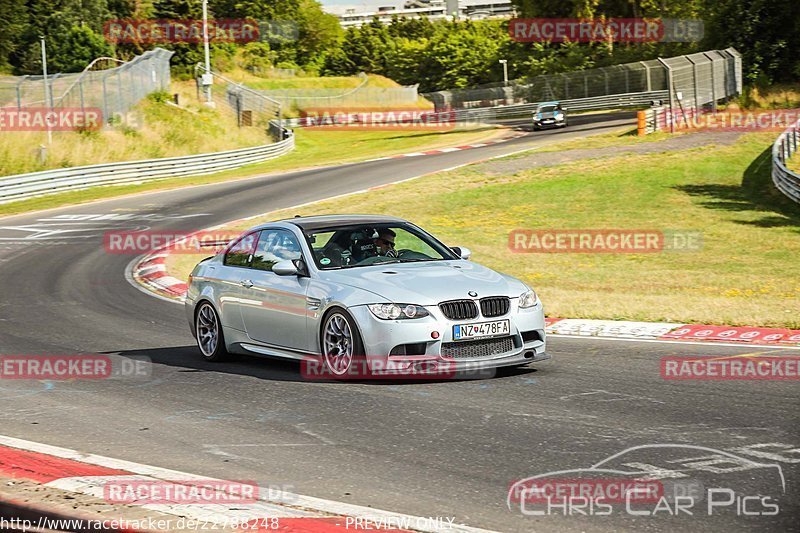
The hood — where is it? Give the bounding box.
[318,260,528,305]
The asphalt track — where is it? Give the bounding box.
[0,111,798,532]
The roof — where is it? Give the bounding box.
[283,214,407,231]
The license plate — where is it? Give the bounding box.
[453,319,510,340]
[543,119,554,123]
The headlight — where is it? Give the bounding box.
[368,303,430,320]
[518,290,539,309]
[535,112,542,119]
[555,112,564,119]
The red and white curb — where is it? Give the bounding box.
[130,253,188,301]
[0,435,494,532]
[363,133,527,162]
[545,318,800,348]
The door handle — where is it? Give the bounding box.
[240,279,254,288]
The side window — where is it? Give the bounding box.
[251,230,303,272]
[223,232,258,267]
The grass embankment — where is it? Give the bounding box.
[225,72,400,90]
[169,131,800,328]
[218,71,433,113]
[0,92,268,177]
[0,124,502,217]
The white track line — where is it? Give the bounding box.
[548,334,800,350]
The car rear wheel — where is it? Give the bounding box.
[196,302,228,361]
[321,309,365,378]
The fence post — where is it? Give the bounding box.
[102,74,110,125]
[640,62,651,92]
[78,77,85,114]
[686,56,701,114]
[703,52,718,112]
[657,58,675,133]
[48,73,57,108]
[16,77,26,111]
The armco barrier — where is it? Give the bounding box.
[454,90,669,121]
[285,91,669,128]
[772,118,800,204]
[0,132,294,204]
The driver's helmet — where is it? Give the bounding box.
[349,230,377,262]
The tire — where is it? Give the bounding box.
[320,308,366,378]
[195,302,229,361]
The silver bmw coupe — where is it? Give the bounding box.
[186,215,548,378]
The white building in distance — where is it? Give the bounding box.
[327,0,514,28]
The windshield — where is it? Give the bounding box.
[304,223,457,269]
[537,105,559,113]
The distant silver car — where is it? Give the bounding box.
[186,215,548,377]
[532,101,567,130]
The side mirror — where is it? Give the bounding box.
[451,246,472,260]
[274,259,299,276]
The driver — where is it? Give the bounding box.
[374,229,398,257]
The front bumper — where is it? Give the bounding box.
[533,117,565,129]
[349,301,548,377]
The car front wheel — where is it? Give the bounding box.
[195,302,228,361]
[321,309,365,378]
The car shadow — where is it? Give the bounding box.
[104,346,539,385]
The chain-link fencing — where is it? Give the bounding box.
[194,64,289,141]
[251,74,421,113]
[422,49,740,113]
[0,48,173,126]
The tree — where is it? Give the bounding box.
[0,0,27,71]
[703,0,800,83]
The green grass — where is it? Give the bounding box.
[0,90,268,177]
[525,128,674,154]
[0,125,502,217]
[219,70,403,90]
[170,131,800,328]
[788,154,800,173]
